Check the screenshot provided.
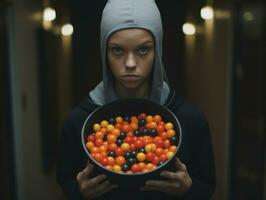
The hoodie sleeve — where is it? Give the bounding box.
[56,120,87,200]
[180,117,216,200]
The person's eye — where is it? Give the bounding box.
[112,47,123,55]
[138,47,149,55]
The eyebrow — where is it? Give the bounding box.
[108,41,154,47]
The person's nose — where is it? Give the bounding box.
[125,53,137,69]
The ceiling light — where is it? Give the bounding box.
[201,6,214,20]
[182,23,196,35]
[43,7,56,22]
[61,24,74,36]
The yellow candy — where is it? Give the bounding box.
[100,120,109,128]
[93,123,101,132]
[165,122,174,130]
[113,165,122,172]
[106,124,115,132]
[136,152,146,162]
[121,143,130,151]
[166,151,174,159]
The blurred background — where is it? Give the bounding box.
[0,0,265,199]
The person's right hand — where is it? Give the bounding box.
[77,162,118,199]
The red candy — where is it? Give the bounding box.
[85,113,177,174]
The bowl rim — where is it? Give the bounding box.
[81,98,182,176]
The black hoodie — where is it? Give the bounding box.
[56,89,216,200]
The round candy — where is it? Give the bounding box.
[86,113,178,174]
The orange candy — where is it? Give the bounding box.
[107,134,117,143]
[146,115,153,123]
[86,141,94,150]
[95,131,104,139]
[108,143,118,151]
[130,116,138,123]
[115,156,126,165]
[166,129,176,138]
[90,146,99,154]
[115,116,123,123]
[111,128,120,137]
[153,115,162,123]
[87,113,178,174]
[107,156,115,165]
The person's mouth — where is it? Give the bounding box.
[121,75,140,81]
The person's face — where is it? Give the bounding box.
[107,28,155,90]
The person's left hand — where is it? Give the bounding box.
[140,158,192,197]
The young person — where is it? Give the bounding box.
[56,0,216,199]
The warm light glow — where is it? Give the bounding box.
[43,7,56,21]
[182,23,196,35]
[243,11,254,21]
[61,24,74,36]
[201,6,214,20]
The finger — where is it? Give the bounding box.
[84,164,94,176]
[160,170,180,181]
[83,174,107,189]
[77,164,94,182]
[91,182,117,198]
[95,181,118,195]
[103,184,118,193]
[95,180,112,193]
[175,158,187,171]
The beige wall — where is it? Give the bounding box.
[184,7,233,200]
[11,0,70,199]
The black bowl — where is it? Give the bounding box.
[81,98,182,188]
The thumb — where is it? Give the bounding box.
[84,161,94,176]
[175,158,187,171]
[76,161,94,182]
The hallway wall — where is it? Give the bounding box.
[184,3,233,200]
[10,0,66,199]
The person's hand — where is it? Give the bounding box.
[77,162,118,199]
[140,158,192,196]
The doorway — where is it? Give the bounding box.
[230,0,266,199]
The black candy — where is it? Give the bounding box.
[170,136,178,144]
[108,118,115,125]
[118,132,126,140]
[116,139,123,146]
[122,163,130,171]
[108,151,116,157]
[149,129,157,137]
